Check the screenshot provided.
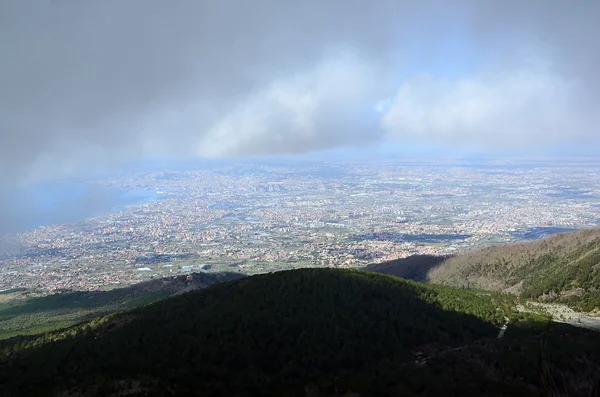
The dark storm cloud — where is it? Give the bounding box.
[0,0,599,182]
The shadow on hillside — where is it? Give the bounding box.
[0,268,502,395]
[364,254,450,282]
[0,271,245,320]
[2,268,600,396]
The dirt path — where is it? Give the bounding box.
[497,317,509,339]
[565,244,600,270]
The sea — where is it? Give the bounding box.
[16,181,159,232]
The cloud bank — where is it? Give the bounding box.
[0,0,599,185]
[383,63,591,148]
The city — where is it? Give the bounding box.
[1,157,599,294]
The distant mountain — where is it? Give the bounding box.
[363,254,448,282]
[1,268,599,396]
[0,271,243,339]
[425,227,600,312]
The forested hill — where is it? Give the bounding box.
[0,268,561,396]
[0,271,243,339]
[426,227,600,311]
[2,268,600,395]
[363,254,448,282]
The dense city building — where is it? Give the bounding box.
[1,158,599,293]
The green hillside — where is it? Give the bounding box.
[427,228,600,312]
[363,254,447,282]
[2,268,599,396]
[0,271,242,339]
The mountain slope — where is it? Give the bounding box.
[0,271,243,339]
[0,268,551,396]
[363,254,447,282]
[1,268,599,396]
[427,227,600,311]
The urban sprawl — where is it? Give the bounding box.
[1,158,599,294]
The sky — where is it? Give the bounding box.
[1,0,600,232]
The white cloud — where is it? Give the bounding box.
[382,65,594,148]
[0,0,599,186]
[198,52,389,157]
